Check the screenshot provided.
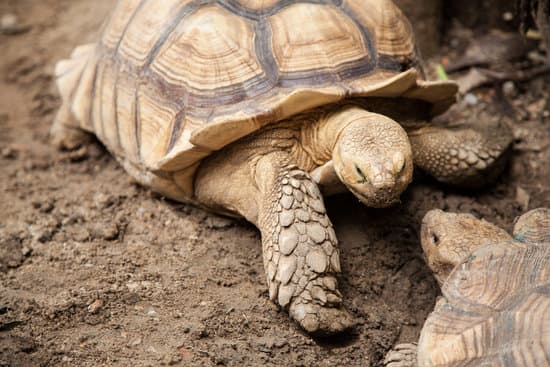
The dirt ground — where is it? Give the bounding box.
[0,1,549,366]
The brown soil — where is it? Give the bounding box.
[1,1,549,366]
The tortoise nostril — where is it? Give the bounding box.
[431,232,440,246]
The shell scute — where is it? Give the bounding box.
[60,0,458,200]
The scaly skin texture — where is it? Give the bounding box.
[420,209,512,285]
[194,105,411,334]
[406,118,513,188]
[385,208,550,367]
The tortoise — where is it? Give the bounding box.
[385,208,550,366]
[50,0,513,335]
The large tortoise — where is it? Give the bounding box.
[51,0,513,335]
[385,208,550,366]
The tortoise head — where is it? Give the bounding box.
[420,209,512,285]
[331,107,413,208]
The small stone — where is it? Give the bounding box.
[464,93,478,106]
[87,299,103,314]
[147,309,157,317]
[277,283,296,307]
[281,195,294,209]
[502,81,517,98]
[130,337,142,347]
[306,250,327,273]
[1,146,17,159]
[90,222,119,241]
[279,210,294,227]
[307,222,326,243]
[0,13,28,35]
[276,255,297,284]
[279,227,299,255]
[93,192,115,209]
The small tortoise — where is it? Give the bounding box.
[51,0,513,335]
[385,208,550,366]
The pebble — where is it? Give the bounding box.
[502,81,517,98]
[90,222,119,241]
[463,93,478,106]
[0,13,26,34]
[1,146,17,159]
[87,299,103,314]
[147,308,157,317]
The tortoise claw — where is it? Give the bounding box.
[384,343,418,367]
[289,301,355,336]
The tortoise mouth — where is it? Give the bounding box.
[347,185,401,208]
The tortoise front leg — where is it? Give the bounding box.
[195,151,354,335]
[407,118,513,187]
[255,154,354,335]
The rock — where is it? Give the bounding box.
[0,13,29,35]
[463,93,478,106]
[89,222,119,241]
[1,146,18,159]
[502,81,517,98]
[87,299,103,314]
[147,308,157,317]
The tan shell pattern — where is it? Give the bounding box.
[418,241,550,366]
[57,0,457,196]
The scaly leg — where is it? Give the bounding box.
[407,118,513,187]
[195,151,354,335]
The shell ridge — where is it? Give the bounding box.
[111,0,148,55]
[141,0,210,71]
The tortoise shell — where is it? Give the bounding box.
[56,0,457,198]
[417,240,550,366]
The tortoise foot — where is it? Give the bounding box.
[50,119,91,150]
[289,296,355,336]
[384,343,418,367]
